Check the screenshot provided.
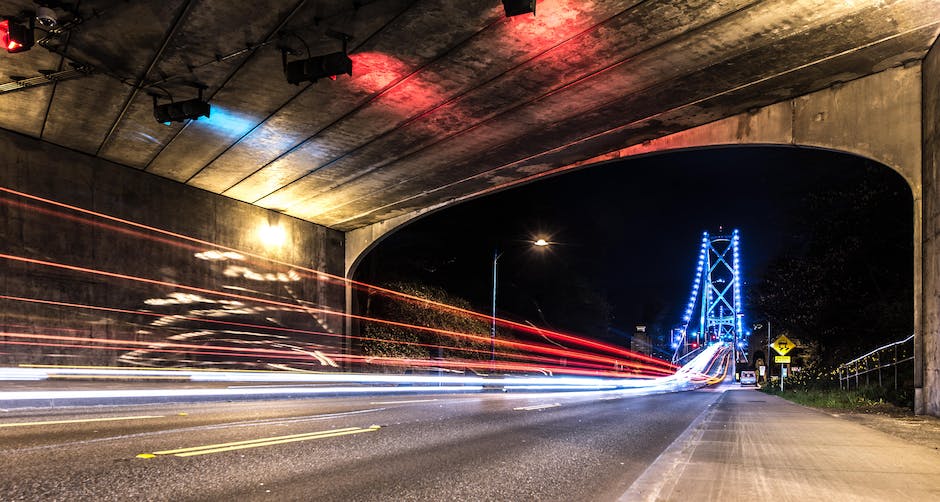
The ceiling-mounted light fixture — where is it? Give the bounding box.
[1,16,34,53]
[152,87,210,124]
[502,0,536,17]
[281,30,353,85]
[35,6,57,28]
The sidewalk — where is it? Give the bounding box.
[622,387,940,501]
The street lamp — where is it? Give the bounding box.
[753,321,772,383]
[491,238,551,369]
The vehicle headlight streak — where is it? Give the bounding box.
[0,346,718,397]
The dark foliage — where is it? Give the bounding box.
[751,161,913,365]
[359,281,493,363]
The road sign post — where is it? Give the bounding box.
[772,336,797,392]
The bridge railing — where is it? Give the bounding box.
[836,334,914,390]
[673,346,704,365]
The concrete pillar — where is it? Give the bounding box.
[922,37,940,415]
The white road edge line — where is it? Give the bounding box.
[1,408,386,454]
[369,399,438,405]
[617,393,723,501]
[513,403,561,411]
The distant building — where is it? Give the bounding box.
[632,325,652,356]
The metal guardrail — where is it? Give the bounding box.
[673,346,704,365]
[836,334,914,390]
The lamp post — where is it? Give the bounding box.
[491,249,503,369]
[491,238,551,369]
[754,321,771,383]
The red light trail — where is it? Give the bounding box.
[0,187,673,369]
[0,186,678,377]
[0,253,675,376]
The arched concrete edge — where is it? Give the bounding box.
[345,64,926,411]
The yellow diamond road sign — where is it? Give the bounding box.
[772,335,796,356]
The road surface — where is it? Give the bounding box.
[0,387,724,500]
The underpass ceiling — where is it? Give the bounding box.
[1,0,938,231]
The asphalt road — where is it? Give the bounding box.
[0,389,722,501]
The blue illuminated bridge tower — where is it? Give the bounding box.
[672,229,748,364]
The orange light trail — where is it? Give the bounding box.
[333,354,673,379]
[0,255,673,376]
[1,340,322,363]
[2,337,673,379]
[0,317,628,374]
[0,293,664,375]
[0,187,676,373]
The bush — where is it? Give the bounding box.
[359,282,493,365]
[760,360,914,410]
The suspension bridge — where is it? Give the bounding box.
[673,229,748,365]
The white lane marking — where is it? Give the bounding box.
[1,408,385,454]
[599,396,621,401]
[369,399,438,405]
[618,395,721,501]
[513,403,561,411]
[0,415,164,428]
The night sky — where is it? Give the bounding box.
[356,146,912,346]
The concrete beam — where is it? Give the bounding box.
[922,36,940,416]
[348,65,923,273]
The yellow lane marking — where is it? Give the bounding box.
[137,425,380,458]
[152,427,361,455]
[0,415,165,428]
[513,403,561,411]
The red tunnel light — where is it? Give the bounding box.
[1,18,34,53]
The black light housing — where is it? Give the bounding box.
[284,51,353,85]
[1,16,34,53]
[280,30,353,85]
[152,89,210,124]
[502,0,536,17]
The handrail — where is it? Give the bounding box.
[839,335,913,369]
[836,334,914,390]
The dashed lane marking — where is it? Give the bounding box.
[0,415,165,428]
[513,403,561,411]
[369,399,438,405]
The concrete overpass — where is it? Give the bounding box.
[2,1,940,413]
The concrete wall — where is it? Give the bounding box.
[923,38,940,415]
[0,129,346,371]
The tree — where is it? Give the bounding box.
[751,162,912,364]
[359,281,493,365]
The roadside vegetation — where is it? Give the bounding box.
[762,386,913,414]
[759,362,914,412]
[750,161,914,413]
[358,281,495,366]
